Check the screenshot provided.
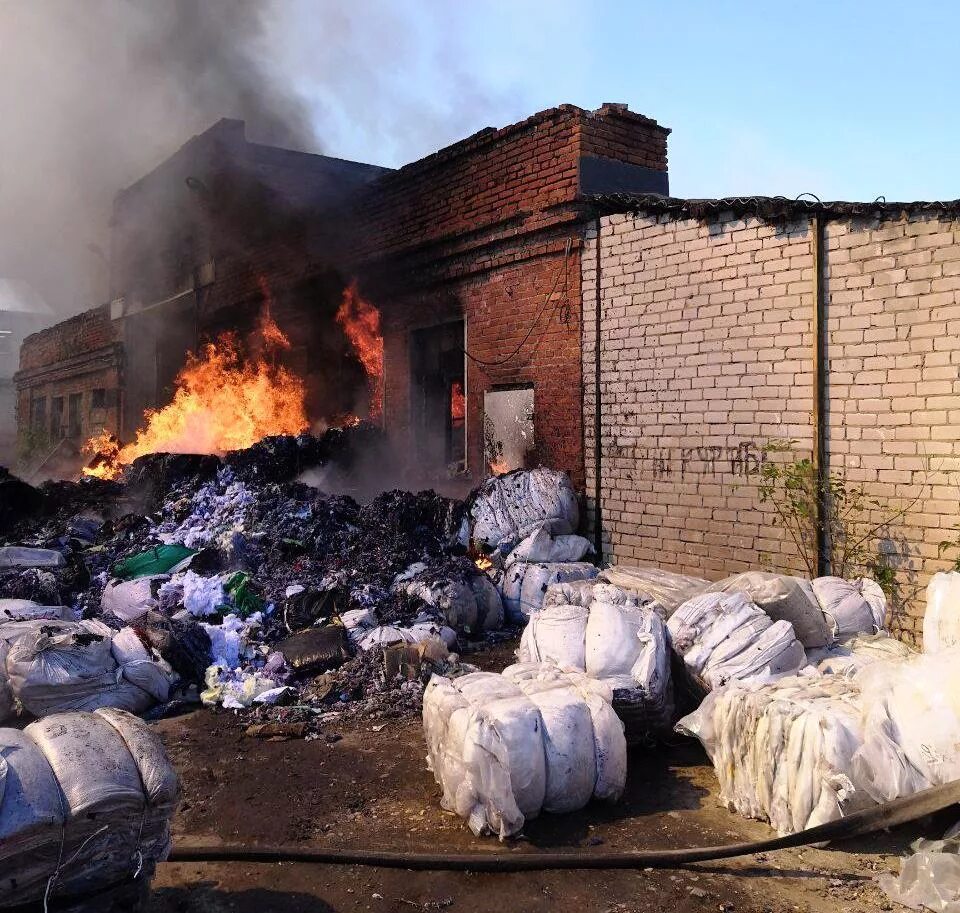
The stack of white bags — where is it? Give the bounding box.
[0,708,178,907]
[423,667,626,838]
[518,581,673,736]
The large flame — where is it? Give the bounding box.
[83,298,307,480]
[336,281,383,420]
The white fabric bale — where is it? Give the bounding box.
[5,620,157,716]
[423,673,546,838]
[0,599,71,623]
[505,664,626,804]
[668,591,806,692]
[924,572,960,654]
[521,585,673,734]
[0,711,178,905]
[812,576,887,637]
[470,468,579,551]
[676,673,869,834]
[511,682,596,814]
[708,571,832,647]
[0,728,67,905]
[502,561,598,623]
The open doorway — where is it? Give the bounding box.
[410,320,466,473]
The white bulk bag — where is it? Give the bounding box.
[519,605,589,669]
[423,668,624,838]
[707,571,832,647]
[812,576,886,637]
[506,523,593,565]
[470,468,579,550]
[924,572,960,654]
[501,561,598,623]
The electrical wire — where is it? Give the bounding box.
[460,241,573,369]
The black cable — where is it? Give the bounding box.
[166,776,960,873]
[461,245,571,369]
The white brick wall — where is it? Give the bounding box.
[583,210,960,642]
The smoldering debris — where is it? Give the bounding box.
[0,422,507,734]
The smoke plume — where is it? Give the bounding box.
[0,1,511,318]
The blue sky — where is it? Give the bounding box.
[289,0,960,202]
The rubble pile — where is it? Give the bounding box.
[0,425,513,730]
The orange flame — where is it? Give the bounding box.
[82,302,307,480]
[450,381,465,422]
[488,459,510,476]
[336,282,383,420]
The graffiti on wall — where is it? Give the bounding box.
[610,441,767,481]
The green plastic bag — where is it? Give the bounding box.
[224,571,263,617]
[112,544,197,580]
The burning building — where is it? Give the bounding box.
[14,103,669,488]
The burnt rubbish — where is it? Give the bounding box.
[0,422,498,730]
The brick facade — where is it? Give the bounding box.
[350,104,668,488]
[16,103,670,489]
[16,305,122,469]
[584,205,960,642]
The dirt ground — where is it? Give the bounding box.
[146,644,928,913]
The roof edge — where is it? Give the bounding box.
[588,192,960,222]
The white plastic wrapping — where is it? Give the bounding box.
[676,673,869,834]
[470,468,579,551]
[0,710,177,906]
[806,632,913,677]
[853,648,960,804]
[0,599,71,623]
[668,591,806,693]
[500,561,599,623]
[812,576,887,637]
[597,565,710,618]
[924,572,960,655]
[707,571,832,647]
[101,576,162,623]
[422,667,624,838]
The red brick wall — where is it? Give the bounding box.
[19,306,116,371]
[356,104,668,490]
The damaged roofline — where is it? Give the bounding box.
[587,192,960,224]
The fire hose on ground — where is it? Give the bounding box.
[166,777,960,872]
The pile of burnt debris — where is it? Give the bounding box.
[0,424,570,737]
